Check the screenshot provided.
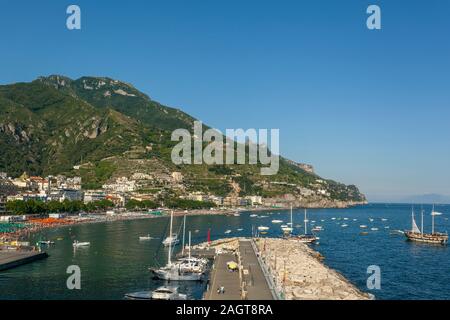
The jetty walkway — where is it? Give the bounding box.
[204,238,275,300]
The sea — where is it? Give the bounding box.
[1,203,449,300]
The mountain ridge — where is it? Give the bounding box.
[0,75,366,206]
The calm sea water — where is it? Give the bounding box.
[1,203,449,300]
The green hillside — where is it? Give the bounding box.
[0,75,366,204]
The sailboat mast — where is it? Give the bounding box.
[304,209,307,235]
[432,205,435,235]
[188,231,191,260]
[182,215,186,256]
[290,205,293,226]
[168,211,173,266]
[421,208,424,235]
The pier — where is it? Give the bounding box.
[0,250,48,271]
[204,238,275,300]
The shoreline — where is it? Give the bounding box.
[1,202,367,243]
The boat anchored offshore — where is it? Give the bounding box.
[73,240,90,247]
[295,209,317,243]
[404,206,448,245]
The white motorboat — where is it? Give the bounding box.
[371,228,379,231]
[341,224,349,228]
[73,240,90,247]
[125,286,187,300]
[257,226,269,231]
[224,230,232,234]
[37,240,55,245]
[271,220,283,224]
[360,225,368,229]
[139,234,153,240]
[162,234,179,247]
[250,214,258,218]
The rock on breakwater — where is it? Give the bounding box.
[255,238,371,300]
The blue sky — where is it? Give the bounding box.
[1,0,449,201]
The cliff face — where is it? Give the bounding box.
[0,75,366,204]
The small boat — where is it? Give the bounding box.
[353,219,357,221]
[360,232,369,236]
[233,213,240,217]
[271,220,283,224]
[73,240,90,247]
[224,230,232,234]
[295,209,317,243]
[381,218,388,222]
[311,226,323,232]
[125,286,187,300]
[237,228,243,232]
[343,218,349,221]
[331,217,336,220]
[369,218,374,222]
[384,226,390,229]
[371,228,379,231]
[280,224,288,228]
[37,240,55,245]
[258,226,270,231]
[360,225,368,229]
[139,235,153,240]
[250,214,258,218]
[162,234,179,247]
[341,224,349,228]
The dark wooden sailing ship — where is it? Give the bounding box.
[404,206,448,245]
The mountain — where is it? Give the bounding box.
[0,75,366,207]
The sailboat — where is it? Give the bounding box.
[295,209,317,243]
[281,206,294,234]
[177,231,208,273]
[404,206,448,245]
[150,211,203,281]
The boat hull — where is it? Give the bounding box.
[150,267,203,281]
[404,231,448,245]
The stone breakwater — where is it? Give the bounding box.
[195,237,371,300]
[255,238,371,300]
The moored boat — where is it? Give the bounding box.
[404,206,448,245]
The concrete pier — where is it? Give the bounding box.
[203,238,274,300]
[0,251,48,271]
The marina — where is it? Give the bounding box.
[1,204,450,300]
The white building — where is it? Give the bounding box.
[84,190,106,203]
[102,177,136,192]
